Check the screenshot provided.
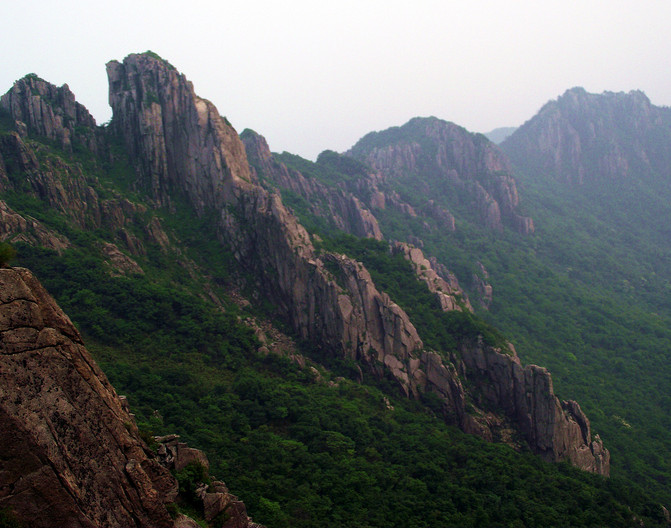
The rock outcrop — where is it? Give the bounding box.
[0,267,176,527]
[0,266,264,527]
[0,74,98,152]
[391,242,472,312]
[0,199,70,253]
[457,342,610,475]
[501,87,671,184]
[107,53,254,213]
[346,117,534,234]
[156,435,264,528]
[242,129,383,240]
[104,52,607,475]
[0,82,177,265]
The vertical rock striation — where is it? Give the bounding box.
[104,52,607,474]
[107,53,253,212]
[0,74,98,152]
[501,87,671,184]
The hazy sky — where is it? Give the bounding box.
[3,1,670,159]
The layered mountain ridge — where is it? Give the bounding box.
[9,52,671,526]
[100,52,607,473]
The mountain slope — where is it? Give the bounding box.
[1,54,669,526]
[269,92,671,507]
[102,53,607,471]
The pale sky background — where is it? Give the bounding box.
[2,1,670,159]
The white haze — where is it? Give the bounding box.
[2,0,670,159]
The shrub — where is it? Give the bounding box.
[0,243,16,267]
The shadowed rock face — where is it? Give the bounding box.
[501,87,671,185]
[103,52,608,475]
[0,267,176,528]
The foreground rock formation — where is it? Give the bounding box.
[0,266,264,527]
[104,52,607,475]
[0,266,176,527]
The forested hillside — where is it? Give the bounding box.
[1,56,669,527]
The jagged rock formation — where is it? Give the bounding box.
[156,435,264,528]
[107,53,254,213]
[391,242,472,312]
[501,87,671,184]
[0,90,176,268]
[457,343,610,474]
[241,129,383,240]
[104,52,607,474]
[383,244,609,473]
[346,117,534,234]
[0,266,263,527]
[0,74,98,152]
[0,199,70,252]
[0,267,177,527]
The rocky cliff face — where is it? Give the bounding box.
[0,266,176,527]
[0,266,264,528]
[0,76,179,274]
[241,129,383,240]
[103,52,607,475]
[391,241,472,312]
[457,342,610,474]
[501,87,671,184]
[0,74,98,153]
[346,117,534,234]
[107,53,254,213]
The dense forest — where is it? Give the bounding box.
[1,65,670,527]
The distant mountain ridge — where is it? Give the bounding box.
[346,116,534,234]
[501,87,671,184]
[484,126,517,144]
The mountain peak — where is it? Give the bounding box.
[346,116,534,233]
[0,73,97,152]
[502,88,670,184]
[106,51,253,212]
